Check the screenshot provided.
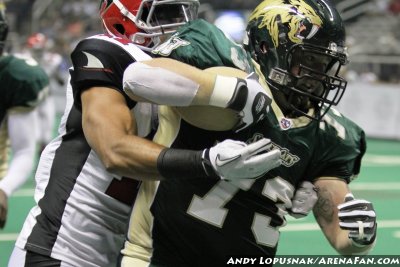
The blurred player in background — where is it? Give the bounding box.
[18,32,66,151]
[120,0,377,265]
[8,0,280,266]
[0,1,49,229]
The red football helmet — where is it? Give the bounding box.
[99,0,199,51]
[26,33,47,50]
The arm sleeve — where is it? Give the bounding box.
[0,110,37,196]
[308,117,366,183]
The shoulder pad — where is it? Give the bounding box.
[152,19,253,72]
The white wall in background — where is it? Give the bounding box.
[337,82,400,140]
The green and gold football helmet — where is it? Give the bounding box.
[244,0,348,120]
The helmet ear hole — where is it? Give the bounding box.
[259,41,268,54]
[114,24,125,35]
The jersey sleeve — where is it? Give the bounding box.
[307,111,366,183]
[1,56,49,112]
[12,69,49,110]
[70,35,147,109]
[152,19,254,73]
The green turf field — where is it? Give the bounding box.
[278,139,400,256]
[1,139,399,266]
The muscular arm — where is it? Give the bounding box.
[313,178,374,255]
[81,86,279,182]
[123,58,271,131]
[81,86,165,180]
[75,36,278,181]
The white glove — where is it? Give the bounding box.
[338,193,377,245]
[205,138,281,180]
[288,181,318,219]
[232,72,272,132]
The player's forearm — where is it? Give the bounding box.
[318,226,376,256]
[82,86,217,181]
[99,134,165,180]
[314,209,347,254]
[81,86,160,179]
[123,58,249,110]
[314,178,376,256]
[333,232,376,255]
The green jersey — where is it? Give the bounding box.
[0,55,49,122]
[0,55,49,178]
[130,20,366,266]
[152,19,254,73]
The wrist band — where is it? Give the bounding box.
[157,148,218,180]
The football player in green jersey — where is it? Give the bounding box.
[243,0,376,256]
[8,1,282,266]
[121,0,376,265]
[0,1,49,229]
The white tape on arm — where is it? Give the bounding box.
[209,75,238,108]
[123,62,200,106]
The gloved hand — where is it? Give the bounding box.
[205,138,281,180]
[288,181,318,219]
[338,193,377,245]
[0,188,8,229]
[228,73,272,132]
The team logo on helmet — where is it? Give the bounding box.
[249,0,323,47]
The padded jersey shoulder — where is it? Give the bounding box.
[152,19,253,73]
[0,55,49,111]
[70,34,152,109]
[309,108,366,183]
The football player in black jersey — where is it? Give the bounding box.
[8,1,281,266]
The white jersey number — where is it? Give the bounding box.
[187,177,295,247]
